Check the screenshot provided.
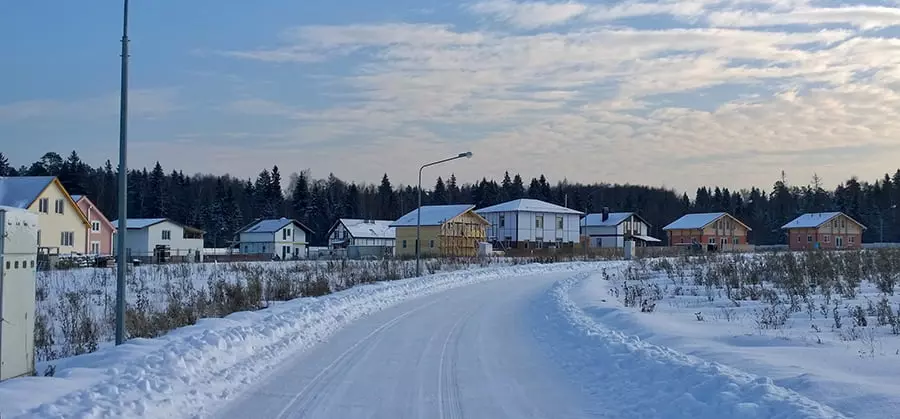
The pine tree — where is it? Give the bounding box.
[432,177,448,205]
[528,177,541,199]
[511,174,525,199]
[345,183,361,218]
[378,174,395,219]
[0,152,12,176]
[255,169,274,218]
[145,162,167,217]
[539,175,552,201]
[290,172,310,223]
[448,174,460,204]
[269,165,284,216]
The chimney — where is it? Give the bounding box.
[602,207,609,222]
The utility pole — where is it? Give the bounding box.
[115,0,130,346]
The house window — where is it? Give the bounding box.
[402,240,407,248]
[807,235,813,243]
[429,240,435,248]
[38,198,49,213]
[708,237,715,245]
[90,241,101,254]
[721,238,727,247]
[60,231,74,246]
[54,199,64,214]
[162,230,172,240]
[37,230,41,246]
[92,221,101,232]
[244,245,249,253]
[556,216,564,230]
[849,236,855,244]
[680,237,685,244]
[733,238,739,245]
[797,235,801,243]
[836,236,844,247]
[824,235,830,243]
[535,215,544,229]
[283,229,288,240]
[841,219,846,228]
[499,214,505,228]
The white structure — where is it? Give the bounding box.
[475,199,583,248]
[0,206,38,381]
[112,218,205,262]
[580,210,660,248]
[327,219,395,258]
[236,218,312,260]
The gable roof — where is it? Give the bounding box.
[0,176,56,209]
[476,199,583,215]
[391,204,484,227]
[781,212,867,230]
[334,219,395,239]
[581,212,650,227]
[238,218,313,235]
[663,212,752,231]
[73,195,116,231]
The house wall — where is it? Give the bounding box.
[273,224,308,259]
[481,211,520,242]
[395,226,442,257]
[481,211,580,246]
[440,211,488,256]
[76,198,115,255]
[582,216,651,248]
[787,214,864,250]
[28,183,88,254]
[145,221,204,256]
[239,232,275,254]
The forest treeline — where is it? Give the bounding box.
[1,152,898,247]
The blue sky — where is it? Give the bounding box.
[3,0,900,191]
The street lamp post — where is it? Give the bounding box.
[416,152,473,277]
[115,0,130,346]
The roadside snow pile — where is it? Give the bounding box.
[538,272,846,419]
[0,262,595,419]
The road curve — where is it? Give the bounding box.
[213,272,600,419]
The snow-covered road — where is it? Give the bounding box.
[214,272,599,419]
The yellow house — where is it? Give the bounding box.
[0,176,90,254]
[391,204,489,257]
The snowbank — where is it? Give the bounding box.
[537,272,847,419]
[0,262,595,418]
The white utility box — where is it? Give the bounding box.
[0,206,38,381]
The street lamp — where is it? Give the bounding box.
[416,152,473,276]
[115,0,130,345]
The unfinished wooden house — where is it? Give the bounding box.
[391,204,489,257]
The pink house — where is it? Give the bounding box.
[72,195,117,255]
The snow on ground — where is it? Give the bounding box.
[0,261,595,419]
[565,253,900,418]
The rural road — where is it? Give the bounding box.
[213,272,601,419]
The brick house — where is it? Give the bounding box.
[781,212,866,251]
[663,212,752,250]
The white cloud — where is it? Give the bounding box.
[219,1,900,189]
[708,6,900,29]
[0,89,179,123]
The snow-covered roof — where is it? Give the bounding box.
[0,176,55,209]
[112,218,168,229]
[476,199,583,215]
[663,212,751,231]
[781,212,865,230]
[239,218,312,234]
[581,212,643,227]
[391,204,478,227]
[339,219,395,239]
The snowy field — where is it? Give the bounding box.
[567,250,900,418]
[31,258,519,363]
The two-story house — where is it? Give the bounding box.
[392,205,489,257]
[663,212,752,250]
[782,212,866,250]
[0,176,90,254]
[236,218,313,259]
[580,210,659,248]
[327,219,395,258]
[112,218,205,262]
[475,199,583,249]
[71,195,116,255]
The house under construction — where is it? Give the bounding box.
[391,204,489,257]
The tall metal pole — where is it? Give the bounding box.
[415,152,472,277]
[115,0,130,346]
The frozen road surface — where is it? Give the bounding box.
[214,272,600,419]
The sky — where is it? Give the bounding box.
[3,0,900,192]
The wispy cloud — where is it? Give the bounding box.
[467,0,588,28]
[0,88,180,123]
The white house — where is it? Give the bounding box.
[475,199,583,249]
[236,218,313,260]
[580,210,660,248]
[327,219,395,258]
[111,218,205,262]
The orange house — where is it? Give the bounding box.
[781,212,865,251]
[663,212,752,250]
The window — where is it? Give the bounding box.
[38,198,49,213]
[402,240,407,248]
[849,236,855,244]
[60,231,74,246]
[37,230,41,246]
[161,230,172,240]
[797,235,801,243]
[841,219,846,228]
[429,240,435,248]
[535,215,544,229]
[824,235,830,243]
[807,235,813,243]
[92,221,101,232]
[836,236,844,247]
[680,237,685,244]
[721,238,727,247]
[283,229,288,240]
[499,214,505,228]
[733,238,739,245]
[709,237,715,245]
[54,199,64,214]
[556,216,564,230]
[90,242,101,254]
[14,261,19,269]
[244,245,249,252]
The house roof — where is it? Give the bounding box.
[336,219,395,239]
[391,204,482,227]
[476,199,583,215]
[112,218,168,229]
[781,212,866,230]
[72,195,117,231]
[238,218,313,234]
[581,212,651,227]
[0,176,56,209]
[663,212,752,231]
